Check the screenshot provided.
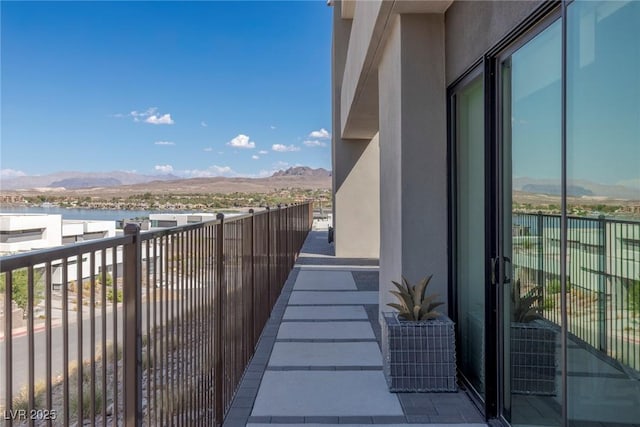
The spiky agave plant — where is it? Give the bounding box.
[512,278,543,323]
[387,275,443,321]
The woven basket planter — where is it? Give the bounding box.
[511,320,558,395]
[382,312,458,392]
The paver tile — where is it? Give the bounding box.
[294,270,357,290]
[289,291,378,305]
[251,371,403,416]
[283,305,368,320]
[277,321,375,340]
[269,342,382,366]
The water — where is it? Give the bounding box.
[0,206,181,221]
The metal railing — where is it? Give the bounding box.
[0,202,312,426]
[512,212,640,372]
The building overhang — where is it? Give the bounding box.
[340,0,453,140]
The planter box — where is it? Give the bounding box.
[511,320,558,395]
[382,312,457,392]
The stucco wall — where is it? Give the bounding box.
[445,0,544,85]
[332,1,380,259]
[378,14,448,317]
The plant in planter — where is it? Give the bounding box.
[511,278,558,395]
[382,275,457,392]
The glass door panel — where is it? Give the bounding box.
[566,1,640,425]
[501,19,563,427]
[455,76,486,399]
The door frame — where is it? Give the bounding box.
[447,3,562,424]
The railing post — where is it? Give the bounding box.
[537,212,545,311]
[215,213,226,424]
[249,209,255,349]
[266,207,272,311]
[597,215,607,352]
[123,224,142,427]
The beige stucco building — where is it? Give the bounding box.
[331,1,640,426]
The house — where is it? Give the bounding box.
[331,0,640,425]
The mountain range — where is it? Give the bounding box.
[513,177,639,200]
[0,167,332,195]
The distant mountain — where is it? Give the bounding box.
[0,171,179,190]
[50,177,123,189]
[522,184,594,197]
[514,177,639,200]
[272,167,331,178]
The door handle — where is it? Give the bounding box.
[503,256,512,284]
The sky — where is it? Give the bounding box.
[1,0,333,179]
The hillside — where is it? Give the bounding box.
[1,167,332,198]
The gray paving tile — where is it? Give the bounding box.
[294,270,357,290]
[283,305,368,320]
[251,371,403,416]
[277,321,375,340]
[269,342,382,366]
[289,291,378,305]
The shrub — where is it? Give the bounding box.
[0,268,45,315]
[106,288,123,303]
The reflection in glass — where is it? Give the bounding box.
[455,77,486,398]
[567,0,640,425]
[502,19,562,427]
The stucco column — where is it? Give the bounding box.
[332,1,380,259]
[377,14,448,316]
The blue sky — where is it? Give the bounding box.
[1,1,332,178]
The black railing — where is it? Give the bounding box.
[512,212,640,372]
[0,203,312,426]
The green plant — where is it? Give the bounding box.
[512,279,543,323]
[0,268,45,315]
[70,384,103,420]
[106,288,123,303]
[543,295,556,310]
[547,278,571,294]
[387,275,443,321]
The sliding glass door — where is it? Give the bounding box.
[499,18,563,427]
[453,74,486,400]
[451,2,640,425]
[566,1,640,425]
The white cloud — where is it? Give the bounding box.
[252,155,260,160]
[0,168,27,178]
[259,150,269,155]
[146,113,174,125]
[227,134,256,149]
[201,121,208,127]
[183,165,236,177]
[308,128,330,139]
[124,107,174,125]
[154,164,174,173]
[154,141,175,146]
[270,125,277,130]
[303,140,327,148]
[272,144,300,152]
[203,147,213,152]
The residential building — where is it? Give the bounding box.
[331,1,639,426]
[149,212,219,228]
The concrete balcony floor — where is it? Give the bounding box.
[223,227,486,426]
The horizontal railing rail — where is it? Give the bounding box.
[512,212,640,373]
[0,202,312,426]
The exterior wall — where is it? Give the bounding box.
[334,134,380,258]
[0,214,62,254]
[149,213,217,228]
[332,1,380,259]
[378,14,448,316]
[445,0,544,85]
